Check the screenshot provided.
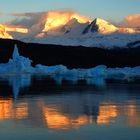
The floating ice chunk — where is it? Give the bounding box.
[0,45,140,81]
[35,64,67,74]
[0,45,34,74]
[89,65,107,77]
[107,66,140,80]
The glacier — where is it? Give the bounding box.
[0,45,140,81]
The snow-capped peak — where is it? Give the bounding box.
[83,18,118,34]
[61,18,89,36]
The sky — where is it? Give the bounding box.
[0,0,140,23]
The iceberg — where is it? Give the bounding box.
[0,45,140,81]
[107,66,140,80]
[0,45,34,74]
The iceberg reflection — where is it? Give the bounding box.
[0,74,106,99]
[0,74,31,99]
[9,75,32,99]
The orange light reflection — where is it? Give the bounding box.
[0,99,28,119]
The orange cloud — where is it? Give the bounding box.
[124,14,140,27]
[42,10,90,32]
[114,14,140,28]
[9,10,91,36]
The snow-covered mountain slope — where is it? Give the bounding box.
[21,17,140,48]
[28,32,140,49]
[63,18,89,36]
[35,18,89,37]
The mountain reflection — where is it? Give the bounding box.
[0,75,139,129]
[43,106,93,129]
[97,104,118,124]
[0,100,28,119]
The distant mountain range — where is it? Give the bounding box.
[0,15,140,48]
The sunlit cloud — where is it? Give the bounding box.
[114,13,140,28]
[8,10,91,36]
[9,12,44,28]
[9,10,90,28]
[124,14,140,27]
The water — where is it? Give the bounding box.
[0,75,140,140]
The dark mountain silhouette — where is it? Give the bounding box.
[0,39,140,69]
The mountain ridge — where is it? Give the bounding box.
[0,16,140,48]
[0,38,140,69]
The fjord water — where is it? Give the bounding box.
[0,75,140,140]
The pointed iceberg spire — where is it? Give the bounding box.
[12,44,20,59]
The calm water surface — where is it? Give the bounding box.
[0,75,140,140]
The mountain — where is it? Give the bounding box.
[35,18,89,37]
[59,18,89,36]
[26,17,140,48]
[29,18,140,48]
[0,15,140,48]
[83,18,118,34]
[82,18,139,34]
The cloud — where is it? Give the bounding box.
[114,14,140,28]
[8,11,77,35]
[9,10,77,27]
[124,14,140,27]
[9,10,90,27]
[9,12,45,28]
[8,10,90,36]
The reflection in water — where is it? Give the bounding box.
[52,74,106,87]
[0,75,31,99]
[9,75,31,99]
[0,96,139,129]
[0,100,28,119]
[0,75,139,130]
[125,102,140,127]
[43,105,93,129]
[0,74,106,99]
[97,104,118,124]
